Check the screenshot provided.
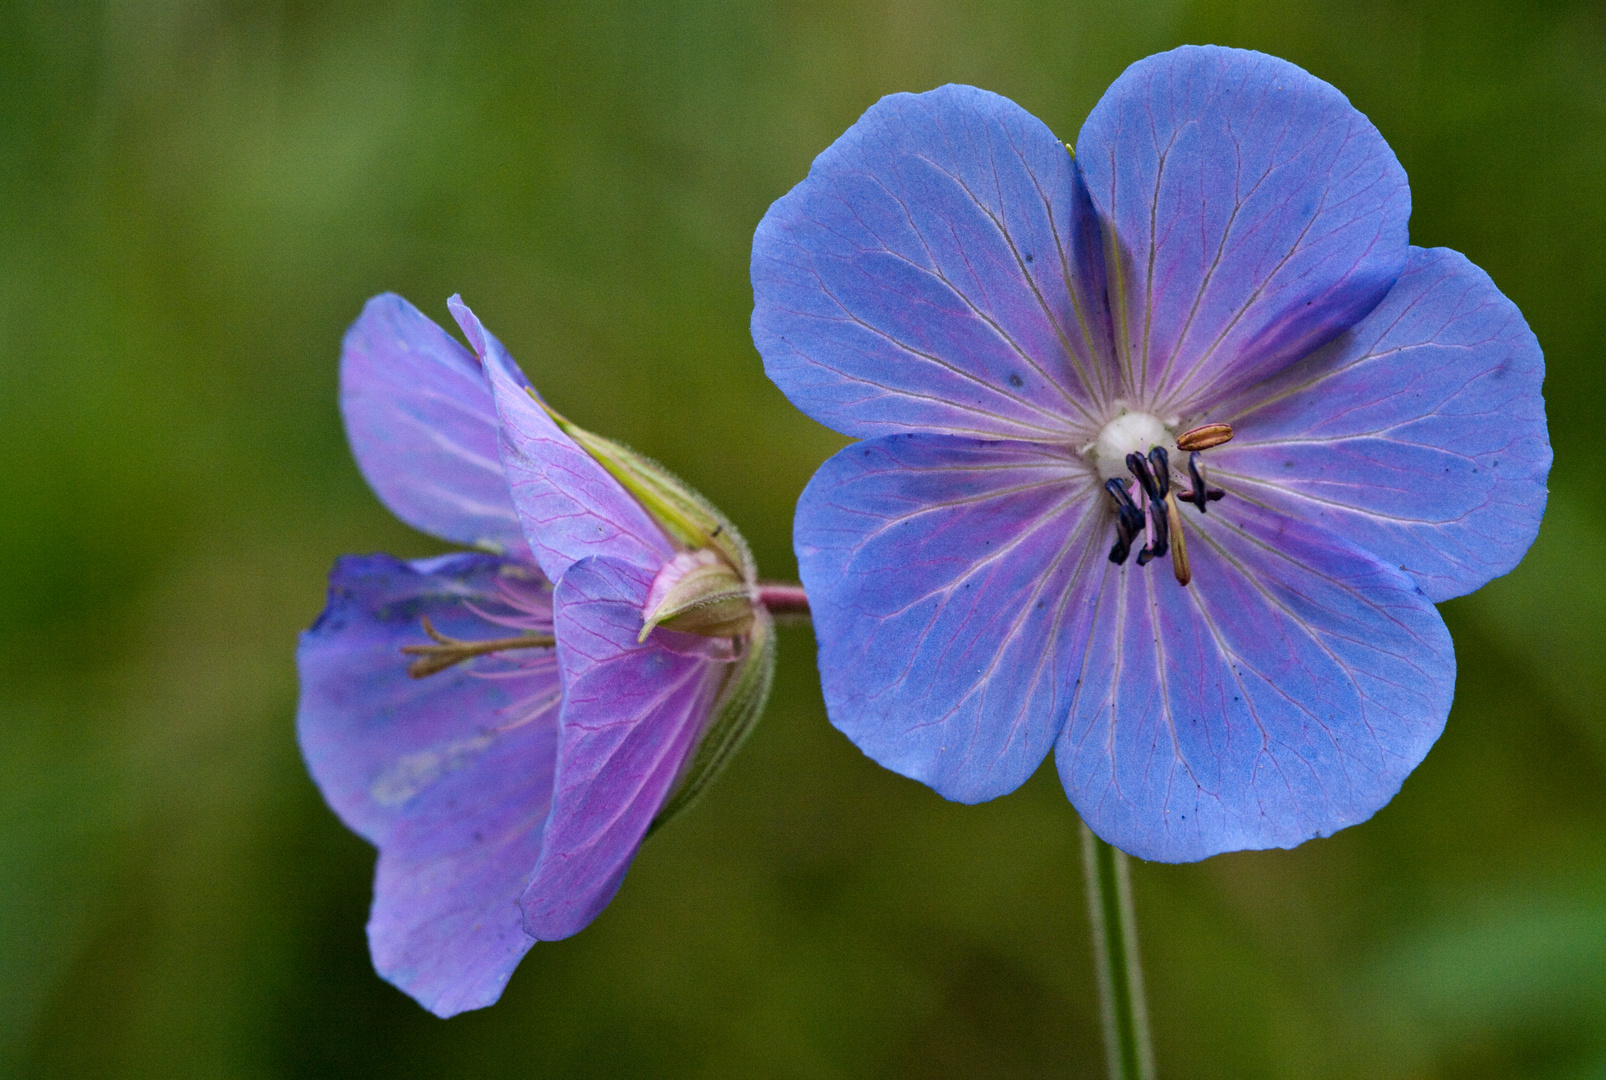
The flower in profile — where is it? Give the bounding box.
[298,294,774,1016]
[751,46,1549,861]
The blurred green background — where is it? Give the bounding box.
[2,0,1603,1076]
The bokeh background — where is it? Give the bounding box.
[3,0,1603,1076]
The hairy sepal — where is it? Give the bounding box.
[649,607,776,835]
[533,392,756,580]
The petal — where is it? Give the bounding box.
[340,294,533,560]
[1055,499,1455,862]
[368,712,554,1017]
[1209,246,1551,602]
[1076,45,1410,410]
[296,552,561,1015]
[751,84,1117,441]
[794,433,1106,802]
[448,296,674,582]
[521,555,728,940]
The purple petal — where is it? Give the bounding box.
[521,555,728,940]
[341,295,533,560]
[793,433,1107,802]
[752,84,1117,441]
[368,710,555,1017]
[447,296,674,582]
[1056,499,1454,862]
[1075,45,1410,410]
[1209,246,1551,602]
[296,552,561,1015]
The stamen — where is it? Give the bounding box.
[1176,422,1234,452]
[401,616,556,679]
[1125,452,1162,503]
[1126,450,1168,565]
[1165,492,1190,586]
[1135,491,1168,565]
[1104,479,1144,564]
[1147,446,1170,497]
[1181,452,1226,513]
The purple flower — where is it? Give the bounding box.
[751,46,1549,861]
[299,294,773,1016]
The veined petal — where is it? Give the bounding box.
[1210,246,1551,602]
[752,84,1116,441]
[521,555,728,941]
[794,433,1106,802]
[341,295,533,560]
[368,713,555,1018]
[296,552,561,1016]
[1076,46,1410,410]
[1056,499,1454,863]
[448,296,675,582]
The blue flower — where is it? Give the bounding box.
[299,295,772,1015]
[751,46,1550,860]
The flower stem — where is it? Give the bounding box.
[1079,819,1155,1080]
[755,582,810,617]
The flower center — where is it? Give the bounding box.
[1086,414,1233,587]
[1091,411,1175,483]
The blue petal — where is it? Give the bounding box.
[1210,246,1551,602]
[521,555,727,940]
[794,433,1106,802]
[341,295,533,560]
[1056,498,1455,862]
[752,84,1116,441]
[296,552,560,1016]
[1076,46,1410,409]
[448,296,675,582]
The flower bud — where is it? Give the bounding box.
[639,549,757,641]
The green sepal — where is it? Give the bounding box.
[531,391,755,579]
[648,606,776,835]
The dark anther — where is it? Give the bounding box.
[1104,478,1145,533]
[1136,486,1169,565]
[1104,479,1145,564]
[1109,529,1133,565]
[1125,452,1162,504]
[1183,452,1227,513]
[1124,449,1169,565]
[1147,446,1171,497]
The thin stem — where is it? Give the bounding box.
[755,582,810,616]
[1080,819,1155,1080]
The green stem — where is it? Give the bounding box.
[1080,819,1155,1080]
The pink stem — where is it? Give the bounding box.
[756,582,810,616]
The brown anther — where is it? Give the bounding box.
[1176,422,1234,452]
[1169,494,1194,585]
[1164,493,1191,586]
[401,615,555,678]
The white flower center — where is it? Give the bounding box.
[1090,411,1175,483]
